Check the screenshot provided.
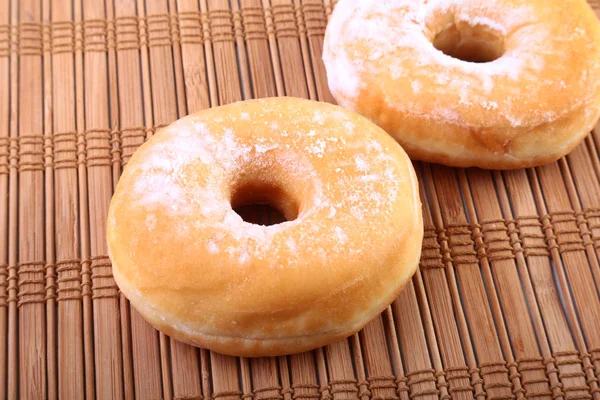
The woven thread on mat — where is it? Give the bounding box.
[444,366,473,395]
[179,11,203,44]
[329,379,359,395]
[53,131,78,169]
[208,10,235,43]
[583,208,600,249]
[512,358,554,399]
[541,356,564,399]
[82,128,113,167]
[367,375,397,391]
[405,369,439,398]
[18,135,45,172]
[579,352,600,388]
[433,370,451,400]
[514,215,549,257]
[290,383,319,400]
[477,362,515,400]
[550,351,594,399]
[44,263,57,301]
[0,264,8,307]
[0,137,9,176]
[420,228,444,269]
[118,126,146,165]
[250,385,283,400]
[56,259,83,301]
[478,219,515,262]
[269,4,298,39]
[17,261,46,307]
[423,210,600,264]
[2,5,323,55]
[294,4,307,37]
[438,225,478,266]
[212,390,243,400]
[548,211,586,254]
[318,384,332,400]
[20,22,43,56]
[298,3,327,37]
[241,7,268,41]
[90,255,119,300]
[0,24,10,57]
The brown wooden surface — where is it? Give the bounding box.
[1,0,600,399]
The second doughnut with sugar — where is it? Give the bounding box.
[323,0,600,169]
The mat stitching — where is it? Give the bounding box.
[438,225,478,266]
[0,264,8,307]
[298,3,326,37]
[232,10,245,42]
[17,261,46,306]
[404,369,439,398]
[552,350,597,398]
[513,215,549,257]
[52,131,78,169]
[0,24,10,57]
[56,259,83,301]
[241,7,268,41]
[0,137,9,175]
[268,4,299,39]
[18,135,44,172]
[433,371,451,400]
[179,11,204,44]
[294,4,307,37]
[477,362,515,400]
[90,255,118,299]
[290,383,319,400]
[44,262,57,301]
[585,208,600,249]
[544,212,586,254]
[6,265,18,305]
[367,375,397,391]
[420,228,444,269]
[579,352,600,388]
[444,366,472,395]
[250,385,283,400]
[42,13,226,53]
[328,379,359,395]
[513,357,556,399]
[212,391,243,400]
[394,376,409,396]
[208,10,234,43]
[478,219,515,262]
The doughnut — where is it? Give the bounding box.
[107,97,423,357]
[323,0,600,169]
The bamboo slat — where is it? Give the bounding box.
[2,1,600,399]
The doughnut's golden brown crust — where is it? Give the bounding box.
[107,97,423,357]
[323,0,600,169]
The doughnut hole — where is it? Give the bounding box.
[230,152,315,226]
[231,182,296,225]
[432,21,505,63]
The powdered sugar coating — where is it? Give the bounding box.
[108,98,424,353]
[323,0,600,168]
[323,0,553,125]
[112,98,418,273]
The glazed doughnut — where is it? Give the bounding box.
[107,97,423,357]
[323,0,600,169]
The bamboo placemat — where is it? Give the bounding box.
[1,0,600,399]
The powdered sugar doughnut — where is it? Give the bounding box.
[323,0,600,169]
[107,97,423,357]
